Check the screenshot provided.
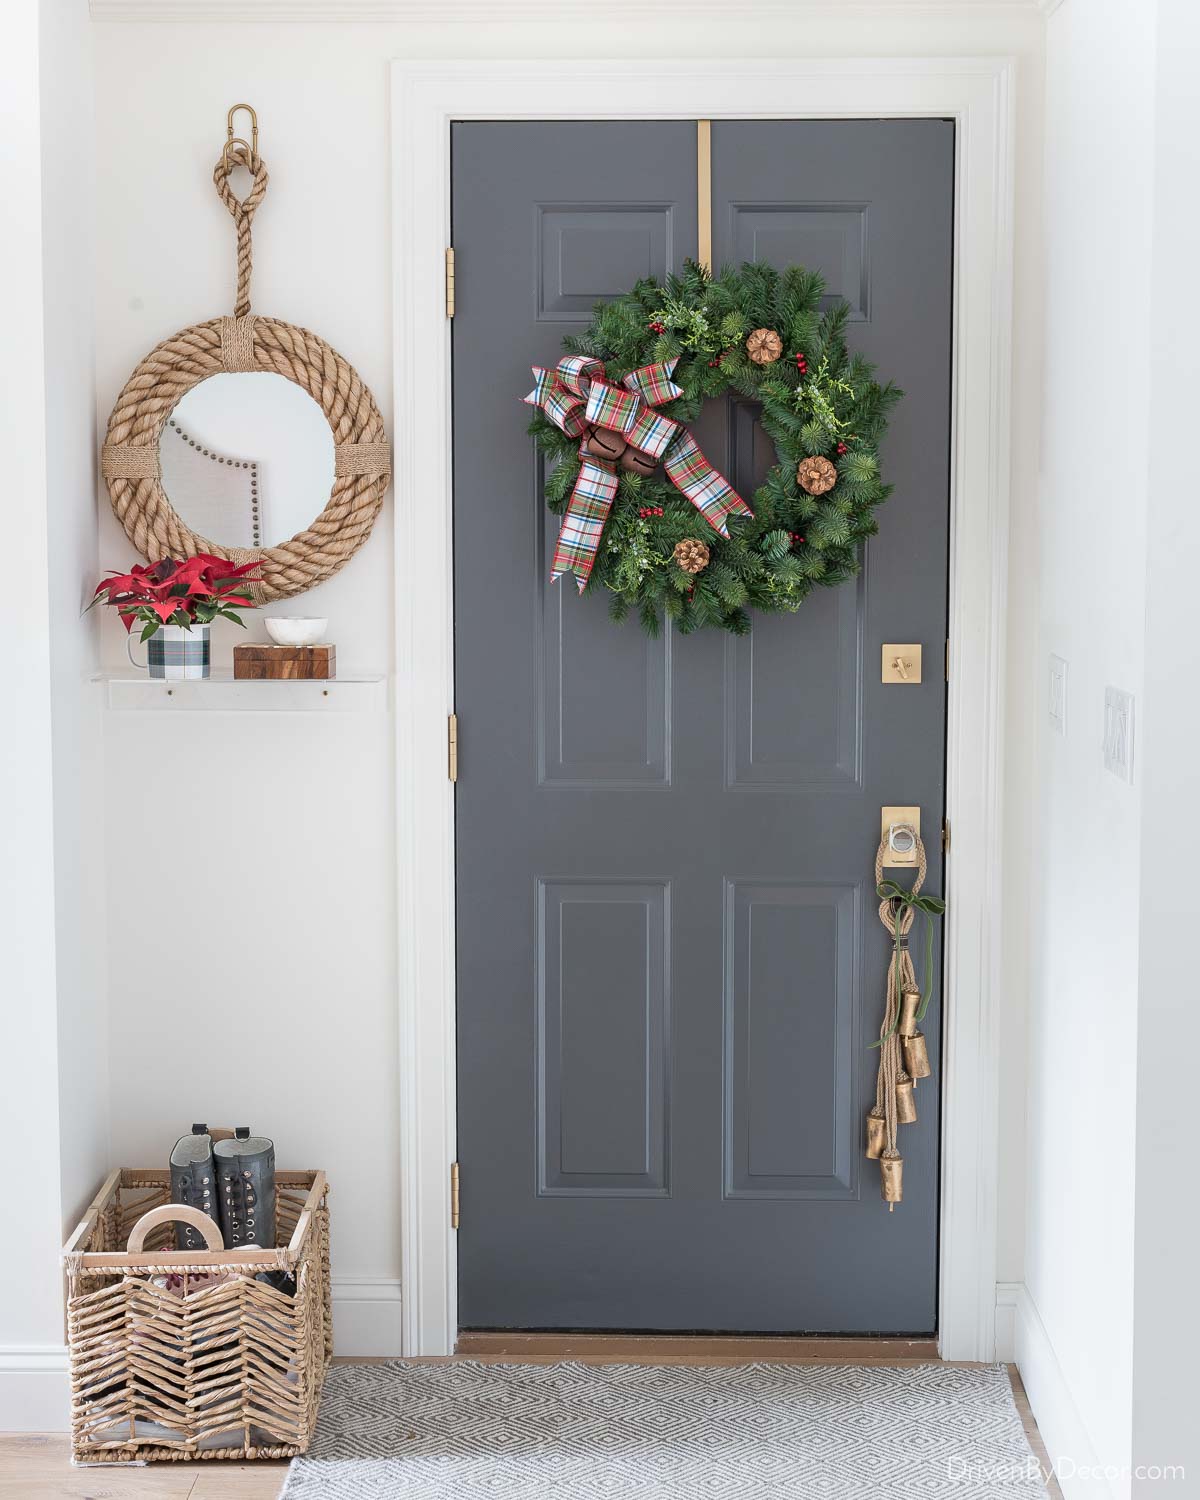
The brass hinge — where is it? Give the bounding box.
[448,712,458,783]
[445,247,455,318]
[942,818,951,853]
[450,1161,460,1229]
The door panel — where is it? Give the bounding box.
[538,500,671,786]
[453,119,953,1332]
[724,880,858,1199]
[724,581,864,789]
[729,204,871,318]
[537,879,670,1196]
[537,206,674,319]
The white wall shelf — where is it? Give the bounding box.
[98,672,388,713]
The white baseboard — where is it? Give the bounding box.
[999,1282,1115,1500]
[995,1280,1020,1362]
[0,1348,70,1432]
[331,1276,403,1357]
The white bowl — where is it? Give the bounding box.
[265,616,328,647]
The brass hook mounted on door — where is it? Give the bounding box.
[224,102,259,170]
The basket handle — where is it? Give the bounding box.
[126,1203,224,1253]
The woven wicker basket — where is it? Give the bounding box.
[62,1168,331,1464]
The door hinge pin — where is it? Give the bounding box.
[445,246,455,318]
[942,818,951,853]
[448,712,458,783]
[450,1161,460,1229]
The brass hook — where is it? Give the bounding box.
[224,102,259,171]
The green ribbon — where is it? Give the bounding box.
[870,878,946,1048]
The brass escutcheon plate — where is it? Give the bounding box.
[881,806,922,867]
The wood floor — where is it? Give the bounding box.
[0,1350,1062,1500]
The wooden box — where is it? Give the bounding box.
[233,643,336,680]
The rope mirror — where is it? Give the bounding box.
[101,106,390,603]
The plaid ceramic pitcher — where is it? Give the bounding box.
[128,622,211,680]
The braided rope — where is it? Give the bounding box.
[102,317,389,603]
[100,146,390,603]
[212,142,268,318]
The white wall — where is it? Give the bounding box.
[1130,0,1199,1492]
[0,0,105,1430]
[94,20,402,1345]
[85,5,1045,1357]
[41,0,109,1242]
[1017,3,1197,1497]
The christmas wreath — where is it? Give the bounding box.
[524,261,900,635]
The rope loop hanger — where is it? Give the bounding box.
[212,103,269,318]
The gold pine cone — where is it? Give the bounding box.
[746,328,783,365]
[797,454,838,495]
[673,538,711,575]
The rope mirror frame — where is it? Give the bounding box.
[100,130,390,604]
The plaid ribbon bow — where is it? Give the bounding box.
[524,355,753,592]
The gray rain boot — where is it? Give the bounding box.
[214,1127,276,1251]
[169,1124,221,1249]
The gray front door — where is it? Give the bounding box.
[453,120,952,1332]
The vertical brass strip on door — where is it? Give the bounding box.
[696,120,712,273]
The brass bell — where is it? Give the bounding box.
[865,1109,887,1160]
[895,1073,917,1124]
[620,445,658,478]
[880,1152,903,1208]
[903,1031,931,1081]
[898,990,922,1038]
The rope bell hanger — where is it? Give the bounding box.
[865,825,945,1209]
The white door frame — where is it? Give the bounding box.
[391,57,1014,1360]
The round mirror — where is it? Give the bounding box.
[159,372,335,551]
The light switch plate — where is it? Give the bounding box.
[1048,654,1067,736]
[1103,687,1135,782]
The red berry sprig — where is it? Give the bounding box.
[836,441,848,455]
[707,353,725,368]
[790,532,805,545]
[649,320,666,335]
[794,353,808,375]
[638,506,665,519]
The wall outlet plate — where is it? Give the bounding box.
[1103,686,1135,782]
[1048,654,1067,736]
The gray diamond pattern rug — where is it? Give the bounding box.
[280,1361,1048,1498]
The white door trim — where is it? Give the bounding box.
[391,56,1014,1360]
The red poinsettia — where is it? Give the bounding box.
[90,555,261,642]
